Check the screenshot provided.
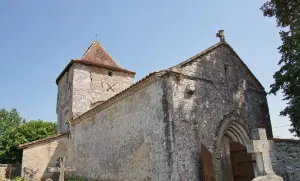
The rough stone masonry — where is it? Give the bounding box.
[270,138,300,181]
[65,40,272,181]
[18,35,300,181]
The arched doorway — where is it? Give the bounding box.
[218,120,255,181]
[229,141,255,181]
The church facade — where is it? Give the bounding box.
[59,39,272,181]
[19,37,300,181]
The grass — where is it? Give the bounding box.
[65,178,87,181]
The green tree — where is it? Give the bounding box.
[261,1,300,137]
[0,109,25,135]
[0,109,56,163]
[18,120,57,143]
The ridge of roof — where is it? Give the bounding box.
[69,70,168,125]
[18,132,69,149]
[170,41,224,69]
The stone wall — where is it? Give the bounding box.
[68,77,173,180]
[169,44,273,181]
[56,69,73,133]
[63,43,276,181]
[0,166,4,181]
[0,164,21,180]
[270,139,300,181]
[21,135,68,181]
[56,62,134,133]
[72,63,134,119]
[68,44,274,181]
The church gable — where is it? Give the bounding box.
[172,42,265,92]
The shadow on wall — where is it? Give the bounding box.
[40,139,68,181]
[171,54,215,180]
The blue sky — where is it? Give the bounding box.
[0,1,295,138]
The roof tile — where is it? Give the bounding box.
[82,41,120,68]
[56,41,135,84]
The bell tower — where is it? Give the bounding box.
[56,41,135,133]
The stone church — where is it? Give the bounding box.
[18,33,300,181]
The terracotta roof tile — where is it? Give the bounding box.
[82,41,120,68]
[56,41,135,84]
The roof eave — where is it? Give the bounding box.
[56,59,136,84]
[18,132,69,149]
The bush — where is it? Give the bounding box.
[12,177,24,181]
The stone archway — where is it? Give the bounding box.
[216,115,255,181]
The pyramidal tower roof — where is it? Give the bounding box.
[56,41,135,84]
[81,41,121,68]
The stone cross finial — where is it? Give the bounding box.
[247,128,283,181]
[216,30,225,42]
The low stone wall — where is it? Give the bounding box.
[0,165,5,181]
[270,138,300,181]
[0,164,21,180]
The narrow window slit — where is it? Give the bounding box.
[224,64,229,81]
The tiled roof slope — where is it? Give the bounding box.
[81,41,120,68]
[56,41,135,84]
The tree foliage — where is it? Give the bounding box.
[0,108,56,163]
[261,1,300,137]
[0,109,24,135]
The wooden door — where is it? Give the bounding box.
[201,144,214,181]
[230,141,255,181]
